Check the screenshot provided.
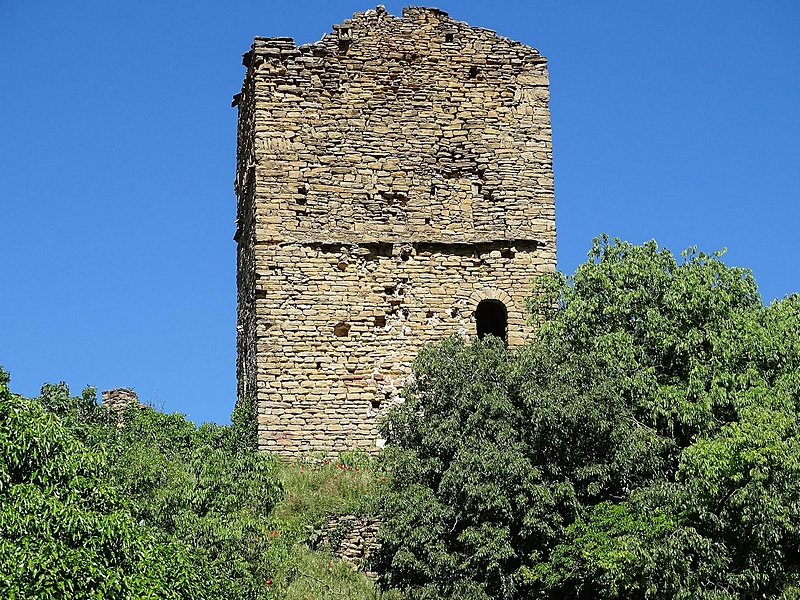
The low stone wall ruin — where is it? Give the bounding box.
[322,514,381,575]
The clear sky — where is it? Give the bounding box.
[2,1,798,425]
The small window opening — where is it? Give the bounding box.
[469,66,479,79]
[445,32,455,43]
[475,299,508,344]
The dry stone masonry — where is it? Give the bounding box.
[100,388,141,410]
[321,514,381,573]
[233,6,556,456]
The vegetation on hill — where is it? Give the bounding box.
[0,374,204,598]
[375,236,800,598]
[0,374,392,599]
[5,236,800,599]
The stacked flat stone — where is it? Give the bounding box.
[234,6,557,456]
[322,514,381,574]
[100,388,142,410]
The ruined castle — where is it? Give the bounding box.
[233,6,556,456]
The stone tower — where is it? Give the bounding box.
[233,6,556,456]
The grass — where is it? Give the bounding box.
[261,451,403,599]
[272,545,403,600]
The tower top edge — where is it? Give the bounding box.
[245,5,544,62]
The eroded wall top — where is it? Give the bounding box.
[234,5,555,246]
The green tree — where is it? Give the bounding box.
[0,369,203,599]
[38,381,283,600]
[376,237,800,598]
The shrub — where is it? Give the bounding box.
[0,368,203,599]
[376,238,800,598]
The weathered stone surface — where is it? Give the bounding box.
[234,6,557,456]
[322,514,381,574]
[100,388,141,410]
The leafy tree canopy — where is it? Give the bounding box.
[0,370,283,599]
[0,370,203,598]
[376,236,800,599]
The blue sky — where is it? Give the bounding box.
[2,1,798,425]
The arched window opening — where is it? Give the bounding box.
[475,299,508,344]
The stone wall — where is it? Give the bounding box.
[234,6,557,456]
[321,514,381,574]
[100,388,141,410]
